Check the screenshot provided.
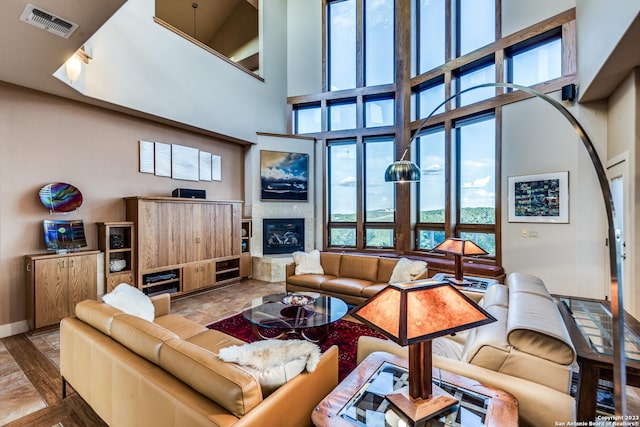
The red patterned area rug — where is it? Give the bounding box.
[208,314,387,381]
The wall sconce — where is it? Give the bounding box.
[64,48,91,84]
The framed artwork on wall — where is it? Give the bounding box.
[155,142,171,177]
[508,171,569,223]
[171,144,199,181]
[260,150,309,201]
[212,154,222,181]
[199,151,212,181]
[139,140,154,173]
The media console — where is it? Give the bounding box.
[125,197,243,297]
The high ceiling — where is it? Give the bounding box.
[0,0,127,101]
[0,1,638,109]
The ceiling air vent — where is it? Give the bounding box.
[19,3,79,39]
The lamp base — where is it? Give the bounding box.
[386,384,457,423]
[445,276,471,286]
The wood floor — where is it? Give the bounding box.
[0,279,284,427]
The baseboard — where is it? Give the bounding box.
[0,320,29,338]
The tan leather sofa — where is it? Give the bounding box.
[286,252,429,305]
[60,294,338,427]
[356,272,577,427]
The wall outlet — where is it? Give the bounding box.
[521,229,528,238]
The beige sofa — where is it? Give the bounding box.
[286,252,428,305]
[356,272,577,427]
[60,294,338,427]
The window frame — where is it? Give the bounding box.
[288,4,577,264]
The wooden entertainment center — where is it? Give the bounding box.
[125,197,243,297]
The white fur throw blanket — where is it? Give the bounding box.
[217,339,321,372]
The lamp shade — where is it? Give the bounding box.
[432,238,488,257]
[352,279,496,346]
[385,160,421,182]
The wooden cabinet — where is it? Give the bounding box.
[240,219,252,278]
[182,261,215,293]
[125,197,242,296]
[25,250,99,331]
[97,221,135,293]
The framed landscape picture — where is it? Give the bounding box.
[508,171,569,223]
[260,150,309,201]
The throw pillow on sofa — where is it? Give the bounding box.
[389,258,427,283]
[217,339,321,395]
[292,249,324,275]
[102,283,155,321]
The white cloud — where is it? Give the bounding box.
[462,175,491,188]
[338,176,357,187]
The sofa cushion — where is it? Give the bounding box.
[479,283,509,310]
[507,291,575,365]
[218,339,321,396]
[321,277,374,296]
[461,305,510,370]
[154,314,209,340]
[102,283,155,322]
[388,258,428,283]
[360,283,388,298]
[159,338,263,418]
[75,299,124,335]
[286,273,336,289]
[320,252,343,276]
[508,272,552,298]
[377,258,399,283]
[292,250,324,275]
[339,255,379,282]
[110,314,178,365]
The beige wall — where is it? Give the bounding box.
[0,82,245,335]
[501,91,609,299]
[608,70,639,318]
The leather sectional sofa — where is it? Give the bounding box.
[286,251,505,305]
[356,272,577,427]
[286,252,429,305]
[60,294,338,427]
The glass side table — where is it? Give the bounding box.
[312,351,518,427]
[554,295,640,421]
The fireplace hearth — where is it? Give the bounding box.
[263,218,304,255]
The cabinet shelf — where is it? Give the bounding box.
[97,222,135,293]
[109,248,132,254]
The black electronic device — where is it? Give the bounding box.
[562,84,576,101]
[172,188,206,199]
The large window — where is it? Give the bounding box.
[413,0,446,76]
[507,33,562,86]
[456,115,496,255]
[328,0,357,90]
[365,0,395,86]
[417,127,446,250]
[457,0,495,56]
[328,141,357,247]
[289,3,577,262]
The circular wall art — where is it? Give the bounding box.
[38,182,83,213]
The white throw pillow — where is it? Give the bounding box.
[102,283,155,322]
[217,339,321,395]
[292,250,324,275]
[389,258,427,283]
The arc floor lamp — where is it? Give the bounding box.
[385,82,626,415]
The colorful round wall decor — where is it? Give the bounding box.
[38,182,83,213]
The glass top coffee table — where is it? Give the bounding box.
[241,292,349,343]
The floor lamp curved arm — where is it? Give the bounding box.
[396,82,626,415]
